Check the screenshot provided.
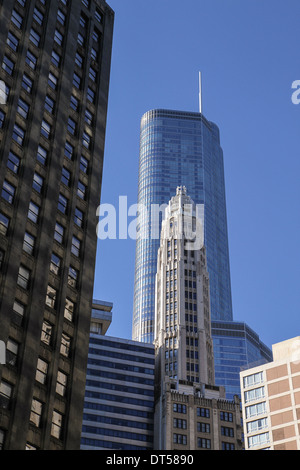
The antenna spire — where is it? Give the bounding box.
[199,72,202,114]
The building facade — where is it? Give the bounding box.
[81,301,155,450]
[155,381,243,451]
[133,109,233,343]
[0,0,114,449]
[212,320,273,400]
[240,336,300,450]
[154,188,243,450]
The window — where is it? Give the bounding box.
[173,418,187,429]
[37,145,47,165]
[51,50,61,67]
[74,207,83,228]
[60,333,71,357]
[82,131,90,149]
[7,31,19,51]
[73,72,81,89]
[71,236,80,257]
[84,109,93,126]
[89,67,96,82]
[33,172,43,193]
[68,266,78,289]
[0,110,5,128]
[58,193,68,214]
[91,47,97,61]
[245,386,265,403]
[23,232,35,255]
[75,52,83,68]
[0,381,13,409]
[30,399,43,427]
[17,265,30,290]
[77,32,85,47]
[79,14,87,28]
[12,123,25,145]
[2,55,14,76]
[51,410,63,439]
[197,422,210,433]
[61,167,70,186]
[77,181,86,200]
[197,438,211,449]
[45,95,55,114]
[41,320,52,345]
[7,151,20,174]
[17,97,30,119]
[221,426,234,437]
[0,250,4,271]
[33,7,43,25]
[173,403,187,414]
[220,411,233,422]
[54,29,63,46]
[87,87,95,103]
[25,49,37,69]
[6,338,18,366]
[28,201,39,223]
[64,141,74,160]
[54,222,64,244]
[50,253,61,275]
[57,9,66,25]
[29,28,40,47]
[35,358,48,384]
[21,74,33,93]
[12,300,25,325]
[70,94,79,111]
[222,442,235,450]
[2,180,15,204]
[48,72,58,90]
[82,0,90,8]
[64,298,74,322]
[56,371,67,396]
[46,285,57,309]
[11,10,23,29]
[95,8,102,23]
[173,434,187,445]
[243,371,264,389]
[92,29,99,42]
[0,81,9,104]
[67,117,76,135]
[0,212,9,236]
[41,119,51,139]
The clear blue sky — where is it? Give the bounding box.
[93,0,300,349]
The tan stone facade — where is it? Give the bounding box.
[154,380,243,450]
[240,336,300,450]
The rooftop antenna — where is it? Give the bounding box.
[198,71,202,114]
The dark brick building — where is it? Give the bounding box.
[0,0,114,449]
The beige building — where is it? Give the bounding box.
[240,336,300,450]
[154,188,243,450]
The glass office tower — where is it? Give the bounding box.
[133,109,233,343]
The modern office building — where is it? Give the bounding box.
[0,0,114,449]
[212,321,273,400]
[153,188,243,450]
[133,108,233,343]
[240,336,300,450]
[81,300,155,450]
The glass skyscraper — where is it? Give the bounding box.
[133,109,233,343]
[211,321,273,400]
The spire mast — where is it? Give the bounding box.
[199,71,202,114]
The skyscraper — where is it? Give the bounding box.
[81,300,155,450]
[133,108,233,343]
[153,188,243,450]
[0,0,114,449]
[154,186,214,387]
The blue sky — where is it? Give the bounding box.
[93,0,300,349]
